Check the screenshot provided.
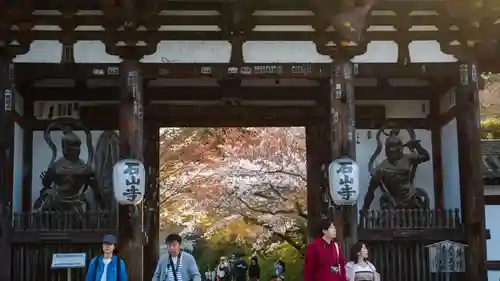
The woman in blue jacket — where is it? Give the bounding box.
[86,234,128,281]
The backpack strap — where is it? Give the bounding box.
[115,256,121,281]
[94,256,101,281]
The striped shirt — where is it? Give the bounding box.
[165,255,183,281]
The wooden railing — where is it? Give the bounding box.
[12,243,102,281]
[12,210,117,231]
[358,209,465,281]
[9,211,118,281]
[359,208,462,229]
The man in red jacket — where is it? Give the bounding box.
[304,218,346,281]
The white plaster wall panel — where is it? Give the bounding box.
[14,40,457,64]
[242,41,331,63]
[31,130,108,209]
[486,205,500,261]
[12,123,24,213]
[351,41,398,63]
[408,41,457,63]
[13,41,63,63]
[488,271,500,281]
[73,41,122,63]
[142,41,231,63]
[356,100,430,119]
[440,119,461,210]
[355,129,434,210]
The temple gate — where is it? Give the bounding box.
[0,0,495,281]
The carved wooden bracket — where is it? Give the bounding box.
[311,0,381,44]
[220,0,255,68]
[99,0,159,60]
[439,0,500,62]
[0,0,33,57]
[137,0,162,31]
[310,0,370,59]
[313,28,367,59]
[447,0,499,22]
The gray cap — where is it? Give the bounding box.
[102,234,117,244]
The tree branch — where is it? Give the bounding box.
[236,168,306,183]
[159,167,215,206]
[293,199,307,219]
[242,215,304,253]
[235,195,297,216]
[263,169,307,183]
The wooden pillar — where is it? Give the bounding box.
[455,63,486,281]
[22,92,33,213]
[329,58,357,248]
[429,95,444,209]
[306,124,329,239]
[143,122,160,281]
[118,59,144,281]
[0,55,16,281]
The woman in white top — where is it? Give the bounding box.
[345,243,379,281]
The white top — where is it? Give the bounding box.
[217,263,229,278]
[100,258,112,281]
[166,255,183,281]
[345,261,377,281]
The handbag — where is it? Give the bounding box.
[367,262,380,281]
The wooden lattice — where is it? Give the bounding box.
[0,0,497,62]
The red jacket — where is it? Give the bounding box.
[304,238,346,281]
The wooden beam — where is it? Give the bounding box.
[13,63,460,82]
[10,231,116,244]
[22,95,33,212]
[429,95,444,209]
[485,195,500,205]
[118,60,144,281]
[455,63,486,281]
[27,104,432,129]
[305,124,329,239]
[358,228,464,241]
[0,57,15,281]
[5,29,481,44]
[486,260,500,270]
[29,85,446,102]
[438,105,458,126]
[30,0,446,11]
[27,13,445,27]
[331,59,358,247]
[143,122,160,281]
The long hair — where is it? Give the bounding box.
[349,242,365,263]
[100,247,119,256]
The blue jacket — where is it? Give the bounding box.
[86,256,128,281]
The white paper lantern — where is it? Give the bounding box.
[328,157,359,206]
[113,159,145,205]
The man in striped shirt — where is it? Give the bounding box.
[152,234,201,281]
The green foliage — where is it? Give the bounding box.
[260,243,304,281]
[193,238,238,270]
[194,232,304,281]
[481,118,500,139]
[192,221,251,270]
